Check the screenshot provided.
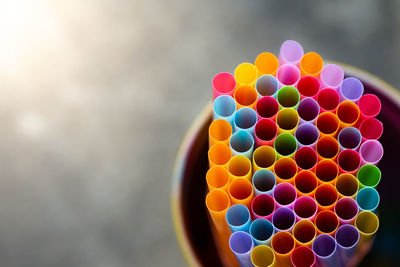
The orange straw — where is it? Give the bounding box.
[206,166,230,192]
[271,231,295,267]
[336,100,360,128]
[227,155,252,181]
[234,85,258,109]
[335,173,359,199]
[315,159,339,185]
[228,178,254,208]
[316,112,340,137]
[255,52,280,76]
[314,183,338,211]
[300,52,323,77]
[209,119,232,147]
[315,210,339,236]
[292,219,317,247]
[273,157,298,184]
[208,143,232,168]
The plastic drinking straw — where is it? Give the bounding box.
[228,178,254,208]
[209,119,232,147]
[276,86,300,109]
[315,112,340,137]
[212,72,237,99]
[337,127,362,150]
[300,52,323,77]
[274,133,298,158]
[206,166,230,192]
[227,155,252,181]
[315,210,339,236]
[276,108,299,134]
[315,136,340,160]
[255,52,280,76]
[297,97,320,124]
[251,245,275,267]
[252,169,276,196]
[297,75,320,99]
[226,204,252,233]
[273,182,297,209]
[291,246,316,267]
[253,146,277,172]
[334,197,359,225]
[294,123,319,148]
[293,196,318,221]
[208,143,232,168]
[339,77,364,102]
[213,95,237,126]
[234,85,258,109]
[315,159,339,184]
[254,119,278,147]
[279,40,304,66]
[320,64,344,90]
[357,164,381,188]
[359,140,384,165]
[316,88,340,112]
[272,207,296,232]
[256,96,279,120]
[335,225,360,266]
[255,75,279,98]
[249,219,275,246]
[273,157,298,184]
[276,64,301,87]
[358,94,382,119]
[234,62,258,87]
[206,189,237,265]
[312,234,338,267]
[234,107,257,136]
[314,184,338,211]
[294,147,318,171]
[251,194,276,221]
[271,231,295,267]
[336,100,360,128]
[292,220,317,247]
[359,118,383,141]
[355,211,379,242]
[229,130,255,159]
[337,149,361,174]
[294,171,318,197]
[356,187,380,213]
[229,231,254,267]
[335,173,359,199]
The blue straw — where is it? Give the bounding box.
[234,107,257,137]
[229,130,254,159]
[249,219,274,246]
[356,187,380,213]
[252,169,276,196]
[213,95,236,127]
[226,204,251,233]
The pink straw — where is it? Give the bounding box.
[358,94,382,119]
[359,140,384,165]
[279,40,304,66]
[276,64,301,87]
[359,118,383,141]
[320,64,344,90]
[212,72,236,99]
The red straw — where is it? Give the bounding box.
[294,171,318,197]
[337,149,361,174]
[251,194,276,220]
[254,119,278,147]
[291,246,316,267]
[358,94,381,119]
[297,75,320,98]
[315,210,339,236]
[256,96,279,120]
[316,112,339,136]
[315,184,338,210]
[359,118,383,140]
[317,88,340,112]
[294,147,318,171]
[316,136,339,160]
[315,159,339,184]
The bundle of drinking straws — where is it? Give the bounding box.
[205,40,382,267]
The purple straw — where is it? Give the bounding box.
[297,97,320,124]
[312,234,338,267]
[295,123,320,148]
[272,207,296,232]
[229,231,254,267]
[339,77,364,102]
[337,127,362,150]
[320,64,344,90]
[335,225,360,266]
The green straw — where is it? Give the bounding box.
[276,86,300,109]
[357,164,381,188]
[273,133,297,158]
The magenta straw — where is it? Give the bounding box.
[212,72,237,99]
[337,127,362,150]
[255,75,279,97]
[294,123,319,148]
[317,88,340,112]
[335,225,360,266]
[320,64,344,90]
[276,64,301,87]
[358,94,382,119]
[279,40,304,66]
[272,207,296,232]
[251,194,276,221]
[256,96,279,120]
[339,77,364,102]
[229,231,254,267]
[312,234,338,267]
[254,118,278,147]
[293,196,318,221]
[297,97,320,124]
[334,197,359,225]
[359,118,383,141]
[273,182,297,209]
[291,246,316,267]
[359,140,384,165]
[297,76,320,99]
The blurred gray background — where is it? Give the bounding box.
[0,0,398,266]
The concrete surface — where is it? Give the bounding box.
[0,0,398,266]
